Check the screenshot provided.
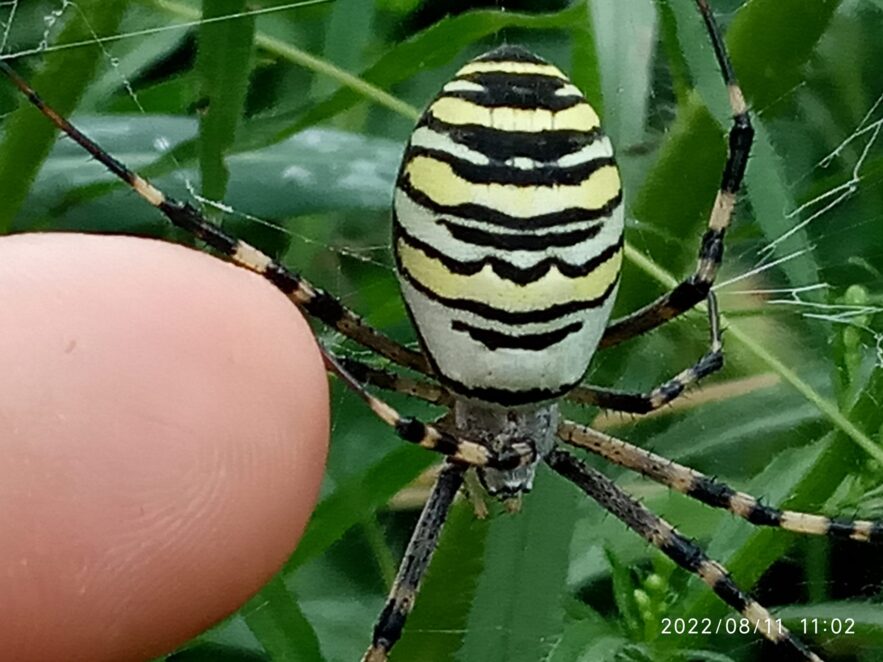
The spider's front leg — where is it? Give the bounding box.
[0,59,432,378]
[599,0,754,349]
[324,351,533,470]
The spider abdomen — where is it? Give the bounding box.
[394,46,624,406]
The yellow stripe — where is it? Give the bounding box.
[405,155,620,218]
[430,97,600,132]
[851,521,873,542]
[456,61,568,79]
[397,238,622,312]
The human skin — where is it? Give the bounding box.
[0,233,330,661]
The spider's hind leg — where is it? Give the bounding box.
[559,421,883,543]
[363,462,466,662]
[547,448,824,662]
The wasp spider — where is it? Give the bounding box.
[2,1,880,660]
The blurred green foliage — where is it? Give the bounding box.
[1,1,882,660]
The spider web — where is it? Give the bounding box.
[2,1,883,661]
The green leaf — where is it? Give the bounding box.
[605,548,642,637]
[196,0,255,201]
[744,121,821,297]
[127,2,593,182]
[728,0,843,116]
[629,96,727,280]
[310,0,376,100]
[588,0,656,147]
[284,447,436,574]
[394,501,491,660]
[458,469,579,662]
[79,14,190,111]
[569,21,602,113]
[0,0,127,232]
[16,117,401,233]
[547,603,628,662]
[241,577,325,662]
[270,1,590,137]
[653,0,692,107]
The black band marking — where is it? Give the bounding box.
[451,319,583,351]
[405,146,616,187]
[687,476,736,510]
[826,518,858,539]
[419,113,604,164]
[746,502,783,528]
[397,258,619,325]
[373,602,407,650]
[438,217,603,251]
[443,71,582,112]
[659,534,705,573]
[395,222,623,285]
[394,417,426,443]
[722,116,754,193]
[711,575,750,614]
[435,375,582,406]
[397,173,622,231]
[697,228,725,267]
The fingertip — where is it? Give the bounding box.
[0,233,329,661]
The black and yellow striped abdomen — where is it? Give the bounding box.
[394,46,624,405]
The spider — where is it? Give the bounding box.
[2,1,881,660]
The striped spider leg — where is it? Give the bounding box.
[599,0,753,350]
[546,449,826,662]
[558,421,883,543]
[363,461,466,662]
[569,292,724,413]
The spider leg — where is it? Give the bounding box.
[0,60,431,376]
[599,0,753,349]
[337,355,454,407]
[323,351,530,469]
[570,293,723,413]
[330,369,483,517]
[333,366,487,520]
[362,461,466,662]
[558,421,883,543]
[546,448,824,662]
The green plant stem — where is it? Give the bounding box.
[361,515,398,590]
[153,0,421,121]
